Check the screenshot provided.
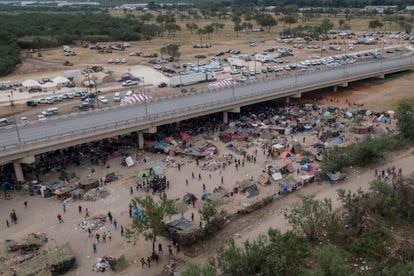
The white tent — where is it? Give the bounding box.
[22,79,41,88]
[52,76,70,84]
[42,82,57,88]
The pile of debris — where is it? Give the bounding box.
[93,256,116,272]
[161,260,179,276]
[7,233,48,254]
[200,154,234,172]
[13,243,76,276]
[162,156,183,168]
[79,215,107,231]
[83,187,111,201]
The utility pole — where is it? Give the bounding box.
[8,93,21,146]
[179,60,182,89]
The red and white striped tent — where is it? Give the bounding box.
[208,78,234,90]
[121,93,152,105]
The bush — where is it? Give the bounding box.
[348,225,391,260]
[321,135,404,173]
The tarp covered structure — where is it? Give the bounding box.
[137,171,150,179]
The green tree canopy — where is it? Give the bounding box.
[127,196,176,254]
[285,196,332,241]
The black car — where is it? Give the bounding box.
[26,100,38,107]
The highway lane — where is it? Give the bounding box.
[0,55,412,151]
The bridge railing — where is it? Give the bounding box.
[0,54,413,154]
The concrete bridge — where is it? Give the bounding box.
[1,54,413,181]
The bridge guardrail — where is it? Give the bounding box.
[0,54,413,154]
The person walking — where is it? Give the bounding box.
[113,219,117,230]
[221,176,224,184]
[88,228,92,238]
[102,232,107,243]
[78,205,82,214]
[147,257,151,268]
[140,257,147,268]
[108,231,112,242]
[62,203,66,213]
[202,183,206,192]
[95,233,100,243]
[168,245,173,256]
[23,201,28,208]
[130,187,133,195]
[158,243,163,254]
[186,179,189,186]
[6,219,9,227]
[92,243,97,254]
[120,225,124,236]
[107,211,113,223]
[85,208,89,218]
[191,212,194,222]
[57,214,64,223]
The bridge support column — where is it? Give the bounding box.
[138,132,144,150]
[376,74,385,79]
[333,86,338,92]
[285,97,290,103]
[223,112,228,124]
[13,161,24,183]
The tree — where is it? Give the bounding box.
[320,18,334,35]
[280,15,297,28]
[396,101,414,140]
[198,201,217,223]
[139,12,153,24]
[165,23,181,36]
[337,189,370,234]
[203,24,215,39]
[160,43,181,60]
[182,263,215,276]
[338,19,345,28]
[285,196,332,241]
[234,23,243,36]
[186,22,198,34]
[127,196,176,255]
[264,229,309,275]
[369,180,400,221]
[211,22,225,34]
[306,245,352,276]
[368,19,383,32]
[197,28,206,42]
[256,14,277,32]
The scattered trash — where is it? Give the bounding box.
[79,215,107,231]
[83,187,111,201]
[93,256,116,272]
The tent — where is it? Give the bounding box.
[152,165,163,176]
[22,79,41,88]
[52,76,70,84]
[125,156,135,167]
[137,171,150,179]
[327,171,341,181]
[183,193,197,204]
[272,172,283,181]
[42,82,57,89]
[131,208,143,218]
[201,192,212,201]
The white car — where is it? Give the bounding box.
[126,90,133,96]
[107,58,115,64]
[113,92,121,102]
[122,80,138,87]
[98,96,108,104]
[37,114,47,121]
[120,58,127,64]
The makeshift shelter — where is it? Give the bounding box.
[272,172,283,181]
[137,171,150,179]
[22,79,41,88]
[183,193,197,204]
[131,208,143,218]
[152,165,163,176]
[257,174,270,186]
[326,171,341,181]
[166,217,192,233]
[201,192,212,201]
[78,178,99,191]
[42,82,57,89]
[52,76,70,85]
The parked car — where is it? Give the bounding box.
[122,80,138,87]
[0,118,10,126]
[20,117,29,124]
[158,82,167,88]
[26,100,38,107]
[37,114,47,121]
[113,92,121,102]
[41,107,59,116]
[98,96,108,104]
